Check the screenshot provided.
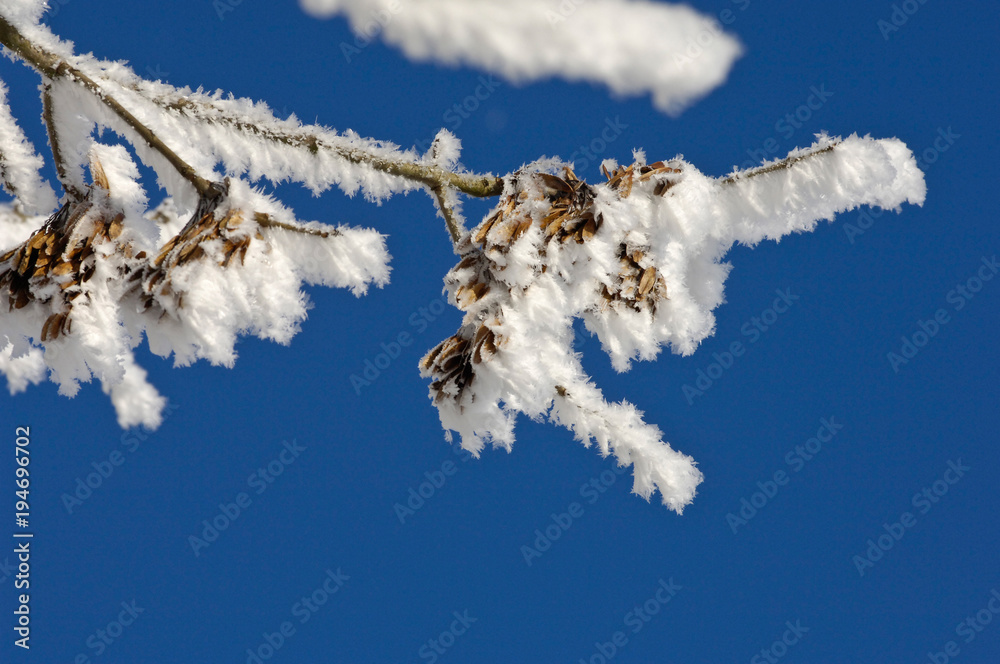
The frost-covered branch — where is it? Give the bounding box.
[0,1,927,514]
[422,135,925,512]
[0,11,502,208]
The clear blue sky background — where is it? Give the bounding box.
[2,1,999,662]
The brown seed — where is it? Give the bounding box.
[17,252,33,275]
[619,170,633,198]
[41,313,65,341]
[421,343,444,370]
[540,173,573,195]
[511,217,533,242]
[544,213,567,237]
[90,155,110,190]
[638,266,657,296]
[107,215,124,239]
[13,289,29,309]
[473,216,497,245]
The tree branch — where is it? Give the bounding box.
[140,92,504,199]
[720,141,840,186]
[41,85,85,201]
[0,14,504,211]
[430,184,462,244]
[0,14,219,200]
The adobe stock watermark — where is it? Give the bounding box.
[878,0,932,40]
[418,610,477,663]
[851,459,970,577]
[546,0,587,26]
[244,568,349,663]
[749,620,809,664]
[73,600,145,662]
[412,75,504,154]
[925,588,1000,663]
[213,0,247,21]
[886,255,996,373]
[576,578,681,664]
[394,443,475,524]
[188,439,307,557]
[567,117,629,175]
[673,0,752,71]
[737,84,834,171]
[681,288,799,405]
[61,401,180,514]
[340,0,404,62]
[46,0,72,17]
[844,127,959,244]
[725,417,844,533]
[520,463,629,566]
[350,295,449,395]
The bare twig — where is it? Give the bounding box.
[141,92,504,199]
[720,142,840,186]
[429,184,463,244]
[254,212,335,238]
[41,85,85,201]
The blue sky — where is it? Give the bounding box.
[2,0,999,662]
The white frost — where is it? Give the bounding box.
[0,80,57,214]
[0,341,45,394]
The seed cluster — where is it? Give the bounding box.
[129,201,258,315]
[0,159,265,343]
[421,160,683,404]
[0,160,136,341]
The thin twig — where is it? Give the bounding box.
[720,142,840,186]
[254,212,335,238]
[430,184,462,244]
[143,92,504,198]
[40,85,85,201]
[0,14,217,200]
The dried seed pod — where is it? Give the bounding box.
[638,266,657,296]
[41,312,66,341]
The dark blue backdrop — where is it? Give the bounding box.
[2,1,998,662]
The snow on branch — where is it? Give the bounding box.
[302,0,743,114]
[421,135,925,512]
[0,9,502,210]
[0,9,409,427]
[0,6,926,513]
[0,79,56,213]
